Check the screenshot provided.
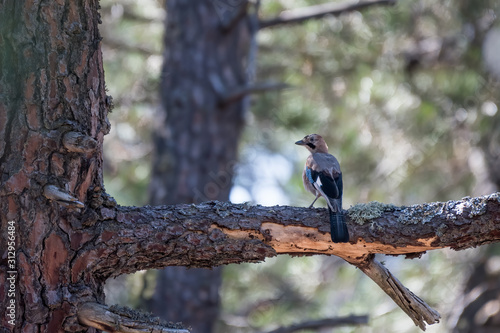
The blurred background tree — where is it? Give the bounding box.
[100,0,500,332]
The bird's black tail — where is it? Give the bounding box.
[329,209,349,243]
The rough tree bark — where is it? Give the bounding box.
[146,1,257,331]
[0,0,111,331]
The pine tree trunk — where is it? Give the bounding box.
[147,1,255,332]
[0,1,110,331]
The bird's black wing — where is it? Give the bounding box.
[317,172,341,199]
[335,172,343,197]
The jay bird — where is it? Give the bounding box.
[295,134,349,243]
[295,135,441,327]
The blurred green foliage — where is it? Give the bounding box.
[100,0,164,206]
[101,0,500,332]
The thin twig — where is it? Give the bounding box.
[266,315,369,333]
[102,38,158,56]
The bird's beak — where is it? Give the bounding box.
[295,139,306,146]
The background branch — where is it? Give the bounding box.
[265,315,369,333]
[260,0,397,29]
[222,82,291,105]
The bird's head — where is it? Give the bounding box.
[295,134,328,153]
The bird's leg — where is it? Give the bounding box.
[308,194,321,208]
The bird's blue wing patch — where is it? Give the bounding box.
[305,167,315,184]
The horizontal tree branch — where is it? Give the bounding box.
[77,302,188,333]
[74,193,499,330]
[78,192,500,282]
[260,0,396,29]
[82,193,500,279]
